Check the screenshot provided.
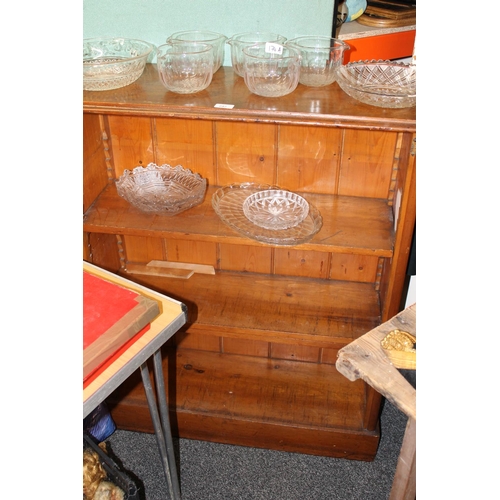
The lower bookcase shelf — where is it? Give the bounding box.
[104,270,382,460]
[107,348,380,461]
[115,270,381,346]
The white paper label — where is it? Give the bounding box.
[214,103,235,109]
[265,42,283,55]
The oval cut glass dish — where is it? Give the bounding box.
[336,60,416,108]
[116,163,207,215]
[212,183,322,246]
[243,189,309,230]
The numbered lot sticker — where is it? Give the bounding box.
[265,42,283,55]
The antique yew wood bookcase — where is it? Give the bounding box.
[83,64,416,461]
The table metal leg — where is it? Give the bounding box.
[140,351,181,499]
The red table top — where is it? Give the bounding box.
[83,271,159,384]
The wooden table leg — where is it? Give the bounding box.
[336,305,416,498]
[389,416,416,500]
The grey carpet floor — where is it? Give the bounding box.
[106,380,413,500]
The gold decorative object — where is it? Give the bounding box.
[381,329,416,370]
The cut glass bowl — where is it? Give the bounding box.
[336,60,416,108]
[83,37,154,91]
[242,43,301,97]
[243,189,309,230]
[285,36,349,87]
[116,163,207,215]
[156,42,214,94]
[167,30,227,73]
[227,32,287,78]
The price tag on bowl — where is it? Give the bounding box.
[265,42,283,55]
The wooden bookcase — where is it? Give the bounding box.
[83,64,416,461]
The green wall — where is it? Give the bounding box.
[83,0,335,65]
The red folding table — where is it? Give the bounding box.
[83,261,187,499]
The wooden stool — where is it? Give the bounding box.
[336,303,416,500]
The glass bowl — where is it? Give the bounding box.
[242,42,301,98]
[83,37,154,91]
[285,36,349,87]
[157,42,214,94]
[212,183,322,246]
[336,60,416,108]
[242,189,309,230]
[167,30,227,73]
[227,32,287,77]
[115,163,207,215]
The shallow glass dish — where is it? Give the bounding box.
[116,163,207,215]
[243,189,309,230]
[212,183,322,246]
[336,60,416,108]
[83,37,154,91]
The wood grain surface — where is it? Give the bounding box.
[336,303,416,419]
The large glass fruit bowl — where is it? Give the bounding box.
[336,60,416,108]
[116,163,207,215]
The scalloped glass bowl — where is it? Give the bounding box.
[83,37,154,91]
[116,163,207,215]
[243,189,309,230]
[336,60,416,108]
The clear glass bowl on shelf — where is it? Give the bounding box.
[156,42,214,94]
[335,59,416,108]
[242,189,309,230]
[83,37,154,91]
[116,163,207,215]
[285,36,349,87]
[241,42,301,98]
[167,30,227,73]
[227,32,287,77]
[212,183,322,246]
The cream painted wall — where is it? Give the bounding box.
[83,0,335,66]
